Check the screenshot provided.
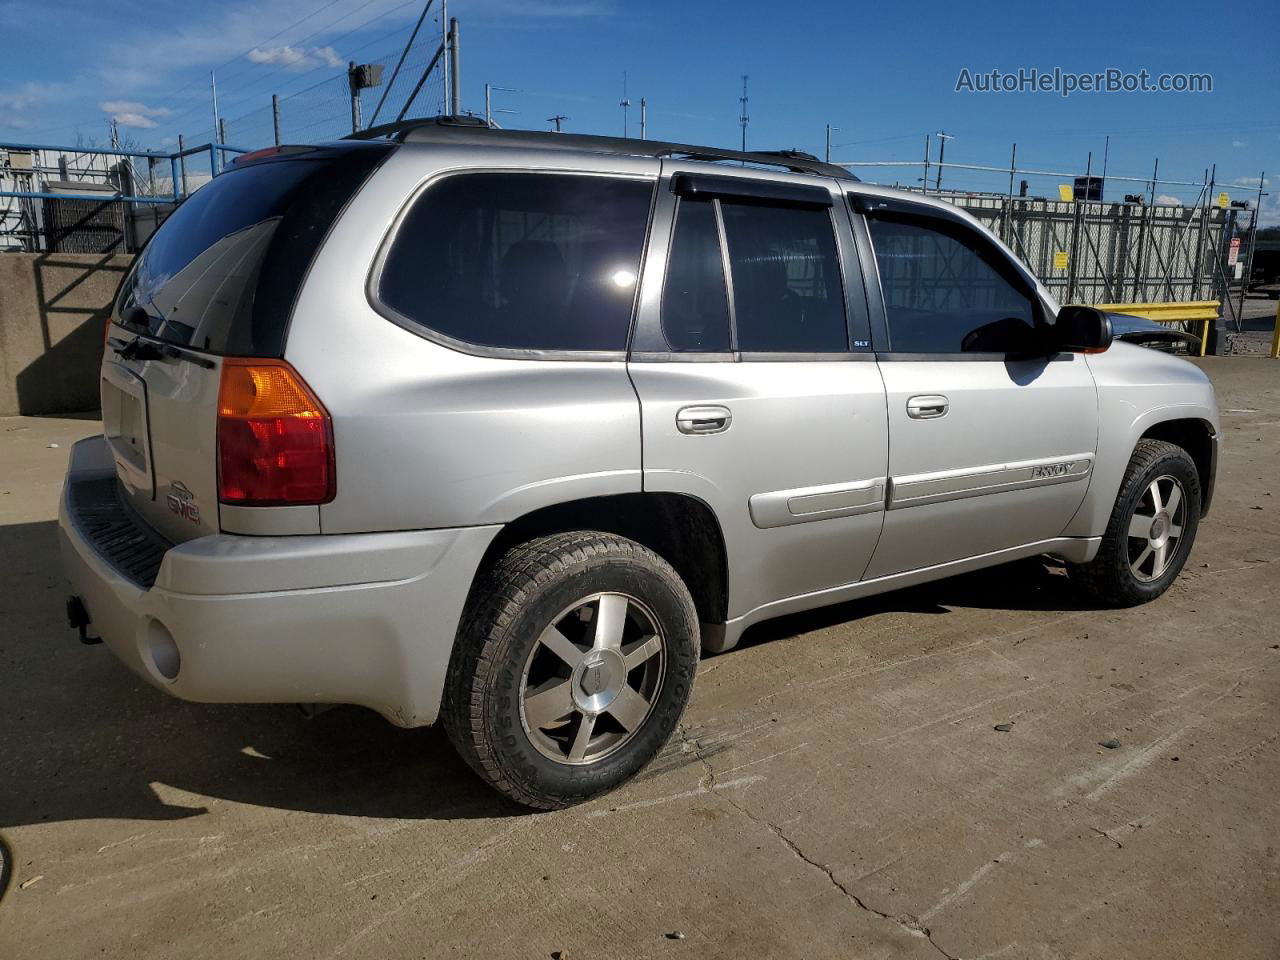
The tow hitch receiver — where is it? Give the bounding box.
[66,596,101,645]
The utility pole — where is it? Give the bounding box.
[272,94,281,145]
[640,97,646,140]
[922,134,930,194]
[349,61,362,132]
[825,124,840,164]
[485,83,491,126]
[739,75,749,154]
[1237,170,1267,326]
[1149,157,1159,206]
[1101,134,1110,190]
[619,72,631,138]
[177,133,188,196]
[448,17,460,115]
[548,114,567,133]
[110,118,119,149]
[935,131,953,191]
[440,0,450,115]
[210,71,221,170]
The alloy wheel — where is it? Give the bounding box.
[519,592,666,765]
[1127,474,1187,582]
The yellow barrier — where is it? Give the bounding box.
[1092,300,1219,357]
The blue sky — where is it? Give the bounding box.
[2,0,1276,219]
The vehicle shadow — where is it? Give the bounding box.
[0,519,519,829]
[737,555,1093,649]
[0,516,1097,829]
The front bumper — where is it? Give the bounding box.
[57,436,499,727]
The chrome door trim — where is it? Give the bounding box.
[749,477,886,529]
[888,454,1093,509]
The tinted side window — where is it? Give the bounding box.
[379,173,654,352]
[720,201,847,353]
[661,199,730,352]
[867,216,1040,353]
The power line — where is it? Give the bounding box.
[150,0,423,135]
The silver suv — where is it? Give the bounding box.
[59,118,1219,809]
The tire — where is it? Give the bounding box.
[1071,439,1201,607]
[443,531,700,809]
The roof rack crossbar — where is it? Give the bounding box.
[345,115,858,181]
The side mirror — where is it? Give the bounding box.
[1051,305,1113,353]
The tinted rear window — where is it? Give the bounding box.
[115,143,390,356]
[378,173,654,352]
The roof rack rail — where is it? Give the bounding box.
[345,115,858,181]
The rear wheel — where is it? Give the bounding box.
[443,531,699,809]
[1071,439,1201,606]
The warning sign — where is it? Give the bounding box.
[1228,237,1241,266]
[1218,192,1230,209]
[1053,251,1069,270]
[1058,184,1074,202]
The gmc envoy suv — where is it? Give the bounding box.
[59,117,1219,808]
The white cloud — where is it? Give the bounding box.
[1231,140,1247,148]
[247,44,344,71]
[1155,194,1183,206]
[0,81,70,130]
[100,100,172,129]
[1231,176,1269,188]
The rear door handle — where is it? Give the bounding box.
[676,405,733,435]
[906,395,949,419]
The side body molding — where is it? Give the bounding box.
[749,478,886,529]
[888,454,1093,510]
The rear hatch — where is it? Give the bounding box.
[102,141,391,543]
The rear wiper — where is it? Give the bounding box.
[111,335,215,369]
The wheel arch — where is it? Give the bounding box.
[1138,416,1217,517]
[476,492,730,631]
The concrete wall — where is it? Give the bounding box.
[0,252,132,416]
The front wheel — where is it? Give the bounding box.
[1071,439,1201,606]
[443,531,699,809]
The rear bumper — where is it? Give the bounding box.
[57,436,499,726]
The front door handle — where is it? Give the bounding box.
[676,405,733,435]
[906,395,949,419]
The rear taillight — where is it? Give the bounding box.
[216,359,335,506]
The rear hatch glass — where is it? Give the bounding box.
[104,141,390,543]
[116,141,391,356]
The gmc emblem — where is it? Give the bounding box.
[166,481,201,524]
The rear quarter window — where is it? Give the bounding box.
[376,172,655,353]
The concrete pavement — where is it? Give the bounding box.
[0,360,1277,959]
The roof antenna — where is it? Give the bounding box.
[547,114,568,133]
[620,72,631,138]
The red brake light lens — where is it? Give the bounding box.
[216,359,335,506]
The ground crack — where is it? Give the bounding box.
[719,793,959,960]
[1090,826,1124,849]
[677,723,716,790]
